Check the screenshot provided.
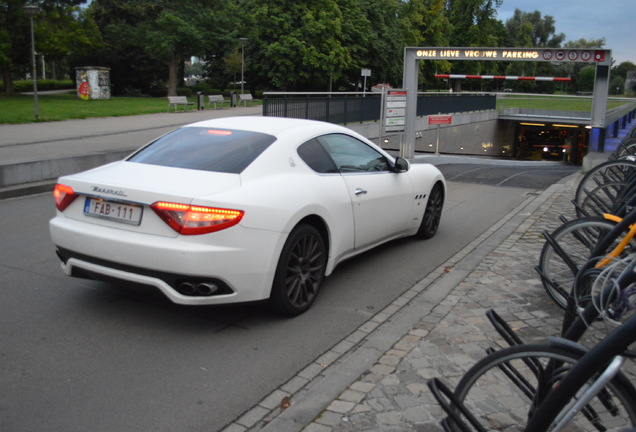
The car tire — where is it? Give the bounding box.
[269,224,326,316]
[414,182,444,240]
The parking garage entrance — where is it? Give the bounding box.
[401,47,612,160]
[514,123,589,165]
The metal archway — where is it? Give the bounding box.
[401,47,612,158]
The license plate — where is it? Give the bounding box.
[84,198,143,225]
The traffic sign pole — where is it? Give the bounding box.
[428,115,452,155]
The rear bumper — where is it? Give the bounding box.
[50,216,285,305]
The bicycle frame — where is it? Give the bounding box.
[595,213,636,268]
[550,355,626,431]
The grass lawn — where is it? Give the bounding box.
[496,94,628,112]
[0,90,629,125]
[0,92,171,124]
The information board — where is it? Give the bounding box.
[384,89,408,134]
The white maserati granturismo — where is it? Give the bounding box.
[50,116,445,315]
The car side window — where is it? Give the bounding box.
[297,139,339,173]
[317,134,391,173]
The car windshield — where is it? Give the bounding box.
[127,127,276,174]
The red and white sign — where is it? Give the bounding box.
[428,115,452,125]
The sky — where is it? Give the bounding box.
[495,0,635,66]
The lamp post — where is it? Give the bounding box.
[24,4,39,121]
[238,38,248,95]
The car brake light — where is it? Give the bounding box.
[150,202,244,235]
[53,184,78,211]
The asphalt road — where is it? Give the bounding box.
[0,164,576,432]
[435,163,579,189]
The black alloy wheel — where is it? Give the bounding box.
[269,224,326,316]
[415,182,444,239]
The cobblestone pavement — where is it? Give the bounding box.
[297,170,633,432]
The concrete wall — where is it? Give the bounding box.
[347,110,512,157]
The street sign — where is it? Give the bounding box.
[384,90,408,133]
[428,115,452,125]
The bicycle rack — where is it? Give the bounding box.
[427,378,488,432]
[485,309,524,347]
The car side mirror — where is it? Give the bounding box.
[394,157,409,173]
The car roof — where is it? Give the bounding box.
[185,116,350,138]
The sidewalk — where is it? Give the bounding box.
[0,106,262,198]
[215,171,584,432]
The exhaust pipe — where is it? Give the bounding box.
[178,282,196,295]
[196,283,218,296]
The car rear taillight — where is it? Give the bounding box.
[53,184,78,211]
[150,202,244,235]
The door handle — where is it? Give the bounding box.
[354,188,367,196]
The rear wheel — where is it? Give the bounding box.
[414,182,444,239]
[269,224,326,316]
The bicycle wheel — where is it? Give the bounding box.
[537,217,618,309]
[575,160,636,211]
[453,344,636,432]
[592,259,636,315]
[612,138,636,160]
[573,209,636,314]
[575,181,631,218]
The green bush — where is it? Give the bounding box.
[147,81,168,97]
[3,79,74,92]
[176,87,193,97]
[188,82,208,93]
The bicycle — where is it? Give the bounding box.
[573,159,636,218]
[537,206,636,310]
[525,314,636,431]
[426,160,636,431]
[428,257,636,431]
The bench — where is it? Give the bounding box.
[239,93,256,106]
[207,95,229,109]
[167,96,194,112]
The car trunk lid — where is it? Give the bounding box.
[57,161,242,236]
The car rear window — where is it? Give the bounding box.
[127,127,276,174]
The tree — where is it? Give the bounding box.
[578,65,596,92]
[141,9,205,96]
[86,0,232,96]
[502,9,566,92]
[504,10,564,48]
[611,61,636,81]
[445,0,505,80]
[358,0,406,87]
[223,48,241,89]
[400,0,452,88]
[560,38,606,94]
[610,61,636,95]
[1,0,95,93]
[447,0,503,47]
[242,0,355,91]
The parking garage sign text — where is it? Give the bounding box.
[413,48,610,64]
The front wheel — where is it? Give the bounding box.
[269,224,326,316]
[414,182,444,239]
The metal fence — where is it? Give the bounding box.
[262,92,496,124]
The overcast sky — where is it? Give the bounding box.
[495,0,634,65]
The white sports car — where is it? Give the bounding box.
[50,116,445,315]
